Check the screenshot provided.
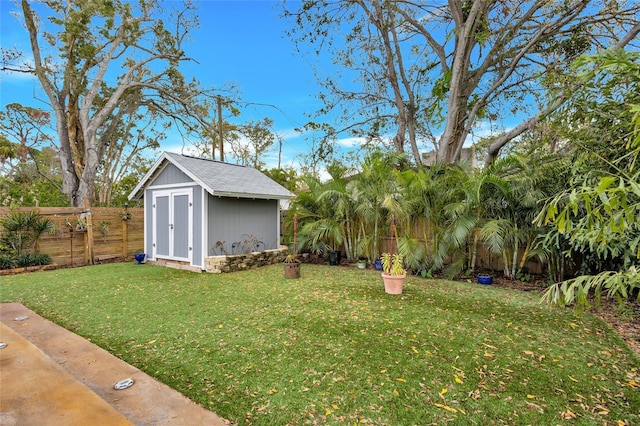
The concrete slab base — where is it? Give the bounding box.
[0,303,230,426]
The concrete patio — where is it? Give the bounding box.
[0,303,230,425]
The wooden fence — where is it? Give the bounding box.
[379,237,544,275]
[0,206,144,267]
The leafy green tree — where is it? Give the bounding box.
[537,50,640,308]
[0,135,19,174]
[263,167,299,192]
[231,118,276,169]
[103,156,153,207]
[283,0,639,165]
[0,103,51,164]
[11,0,214,206]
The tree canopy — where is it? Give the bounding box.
[283,0,640,165]
[9,0,218,206]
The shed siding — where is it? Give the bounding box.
[154,163,192,185]
[208,196,279,255]
[144,188,154,258]
[191,186,203,268]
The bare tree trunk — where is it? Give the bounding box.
[22,0,81,205]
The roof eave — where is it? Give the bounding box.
[212,191,294,200]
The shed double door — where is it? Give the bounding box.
[153,189,192,261]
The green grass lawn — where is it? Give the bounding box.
[2,263,638,425]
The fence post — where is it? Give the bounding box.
[122,218,128,258]
[83,198,95,265]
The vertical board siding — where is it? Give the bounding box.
[0,207,144,267]
[153,163,192,185]
[208,197,278,255]
[154,195,170,257]
[192,186,203,267]
[172,193,190,259]
[144,188,154,257]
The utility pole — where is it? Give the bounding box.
[210,118,216,160]
[217,96,224,162]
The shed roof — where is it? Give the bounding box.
[129,152,294,201]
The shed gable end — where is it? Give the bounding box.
[152,163,193,186]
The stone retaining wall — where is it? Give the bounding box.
[205,247,288,274]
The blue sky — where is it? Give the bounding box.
[1,0,509,175]
[0,0,337,170]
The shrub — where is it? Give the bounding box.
[30,253,52,266]
[14,253,52,268]
[0,254,17,270]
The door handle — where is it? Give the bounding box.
[170,224,173,230]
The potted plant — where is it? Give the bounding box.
[283,254,301,279]
[379,215,406,294]
[328,249,341,266]
[356,257,367,269]
[381,252,406,294]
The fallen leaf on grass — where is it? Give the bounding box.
[434,403,457,413]
[525,401,544,413]
[560,409,577,419]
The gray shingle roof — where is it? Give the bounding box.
[129,152,294,200]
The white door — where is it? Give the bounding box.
[152,189,192,262]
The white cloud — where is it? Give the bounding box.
[336,136,367,148]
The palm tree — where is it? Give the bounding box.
[477,155,543,279]
[0,210,54,256]
[291,162,359,261]
[353,151,407,261]
[391,162,472,277]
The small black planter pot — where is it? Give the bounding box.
[328,250,341,266]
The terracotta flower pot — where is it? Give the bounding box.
[381,272,406,294]
[284,262,301,279]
